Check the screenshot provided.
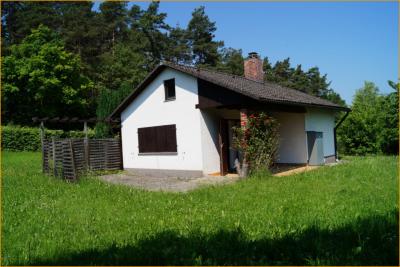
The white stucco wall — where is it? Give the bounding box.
[200,110,220,174]
[120,68,203,171]
[199,109,240,174]
[272,112,308,164]
[305,108,336,158]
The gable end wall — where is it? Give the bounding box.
[120,69,204,172]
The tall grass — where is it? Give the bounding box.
[2,152,398,265]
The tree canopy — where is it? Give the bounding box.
[2,2,346,111]
[2,1,396,155]
[2,25,93,125]
[263,57,346,107]
[337,81,398,155]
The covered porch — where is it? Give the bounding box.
[196,78,328,176]
[199,107,310,176]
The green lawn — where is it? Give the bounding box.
[1,152,398,265]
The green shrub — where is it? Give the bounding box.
[337,81,399,156]
[1,125,95,152]
[66,129,95,139]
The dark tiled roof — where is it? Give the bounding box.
[164,62,348,109]
[110,62,349,118]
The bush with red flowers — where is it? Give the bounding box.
[232,112,279,176]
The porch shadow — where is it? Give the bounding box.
[30,210,398,266]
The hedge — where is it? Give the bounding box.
[2,125,95,152]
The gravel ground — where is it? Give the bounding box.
[99,163,327,192]
[99,172,240,193]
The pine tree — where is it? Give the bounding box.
[186,6,223,66]
[289,65,309,92]
[262,57,345,106]
[215,48,244,75]
[99,1,129,54]
[97,41,147,92]
[165,25,191,64]
[58,2,96,58]
[1,1,25,51]
[129,2,170,67]
[272,58,293,84]
[1,2,61,48]
[306,67,330,97]
[263,57,274,82]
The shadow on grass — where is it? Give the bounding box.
[31,210,398,266]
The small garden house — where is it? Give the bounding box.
[110,52,350,177]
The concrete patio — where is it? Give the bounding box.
[99,164,322,192]
[99,172,240,193]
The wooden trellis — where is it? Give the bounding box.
[42,137,122,180]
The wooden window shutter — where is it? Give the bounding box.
[138,124,177,153]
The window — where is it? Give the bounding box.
[138,124,177,154]
[164,79,176,101]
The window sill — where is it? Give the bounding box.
[164,98,176,102]
[138,152,178,156]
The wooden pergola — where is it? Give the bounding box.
[32,116,121,137]
[32,116,121,124]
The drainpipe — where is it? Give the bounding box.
[334,109,350,161]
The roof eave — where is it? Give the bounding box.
[108,64,167,119]
[258,98,350,112]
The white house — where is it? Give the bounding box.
[110,53,350,177]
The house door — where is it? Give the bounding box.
[228,120,240,171]
[307,131,324,165]
[219,119,229,176]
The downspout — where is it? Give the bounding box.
[334,109,350,160]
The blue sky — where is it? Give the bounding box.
[94,1,398,104]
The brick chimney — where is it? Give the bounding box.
[244,52,263,82]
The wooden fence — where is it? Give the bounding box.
[42,138,122,180]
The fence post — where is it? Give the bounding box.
[52,136,57,177]
[40,122,45,173]
[105,140,109,169]
[83,121,90,171]
[119,129,123,170]
[69,139,77,180]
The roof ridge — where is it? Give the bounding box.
[163,61,266,84]
[201,67,267,85]
[162,61,276,87]
[162,61,347,109]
